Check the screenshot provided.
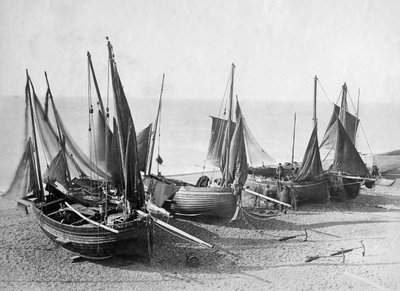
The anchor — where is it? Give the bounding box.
[279,229,308,242]
[305,241,365,263]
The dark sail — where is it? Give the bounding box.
[206,117,235,167]
[226,100,248,186]
[331,119,369,176]
[295,125,325,182]
[137,123,152,172]
[321,104,360,149]
[108,41,145,207]
[108,118,123,189]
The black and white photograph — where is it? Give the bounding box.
[0,0,399,290]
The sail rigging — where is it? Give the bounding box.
[107,40,145,208]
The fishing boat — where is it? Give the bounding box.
[246,76,329,204]
[320,83,374,199]
[144,64,253,218]
[2,40,154,259]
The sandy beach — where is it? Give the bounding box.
[1,183,399,291]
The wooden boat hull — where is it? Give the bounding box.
[32,205,152,260]
[245,177,329,203]
[169,186,236,218]
[290,180,329,203]
[327,174,361,200]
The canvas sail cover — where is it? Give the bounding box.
[225,101,248,186]
[206,116,235,167]
[294,125,325,182]
[2,139,38,200]
[137,123,152,172]
[321,104,360,149]
[330,119,369,176]
[373,149,400,178]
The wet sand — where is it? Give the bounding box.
[1,183,400,290]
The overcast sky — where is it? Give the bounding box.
[0,0,399,103]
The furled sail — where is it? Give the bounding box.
[294,125,325,182]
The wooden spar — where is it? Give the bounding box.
[145,200,172,217]
[137,210,213,248]
[107,40,128,213]
[328,172,375,181]
[355,88,360,145]
[26,71,44,201]
[291,113,296,164]
[65,202,119,234]
[44,72,63,144]
[340,83,347,129]
[313,75,317,126]
[87,51,106,117]
[244,188,292,207]
[224,63,235,186]
[147,74,165,176]
[87,51,110,222]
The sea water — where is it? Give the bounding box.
[0,94,399,191]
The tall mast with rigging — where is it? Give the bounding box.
[147,74,165,176]
[224,63,235,186]
[26,71,44,201]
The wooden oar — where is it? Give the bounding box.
[244,188,291,207]
[65,202,119,234]
[137,210,213,248]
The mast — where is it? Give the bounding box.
[26,71,44,201]
[147,74,165,176]
[340,82,347,129]
[44,72,63,143]
[224,63,235,186]
[87,52,107,118]
[87,52,110,222]
[291,113,296,164]
[107,40,128,213]
[313,75,318,127]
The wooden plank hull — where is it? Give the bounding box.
[327,174,361,199]
[169,186,236,218]
[291,180,330,203]
[32,205,152,259]
[245,177,329,203]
